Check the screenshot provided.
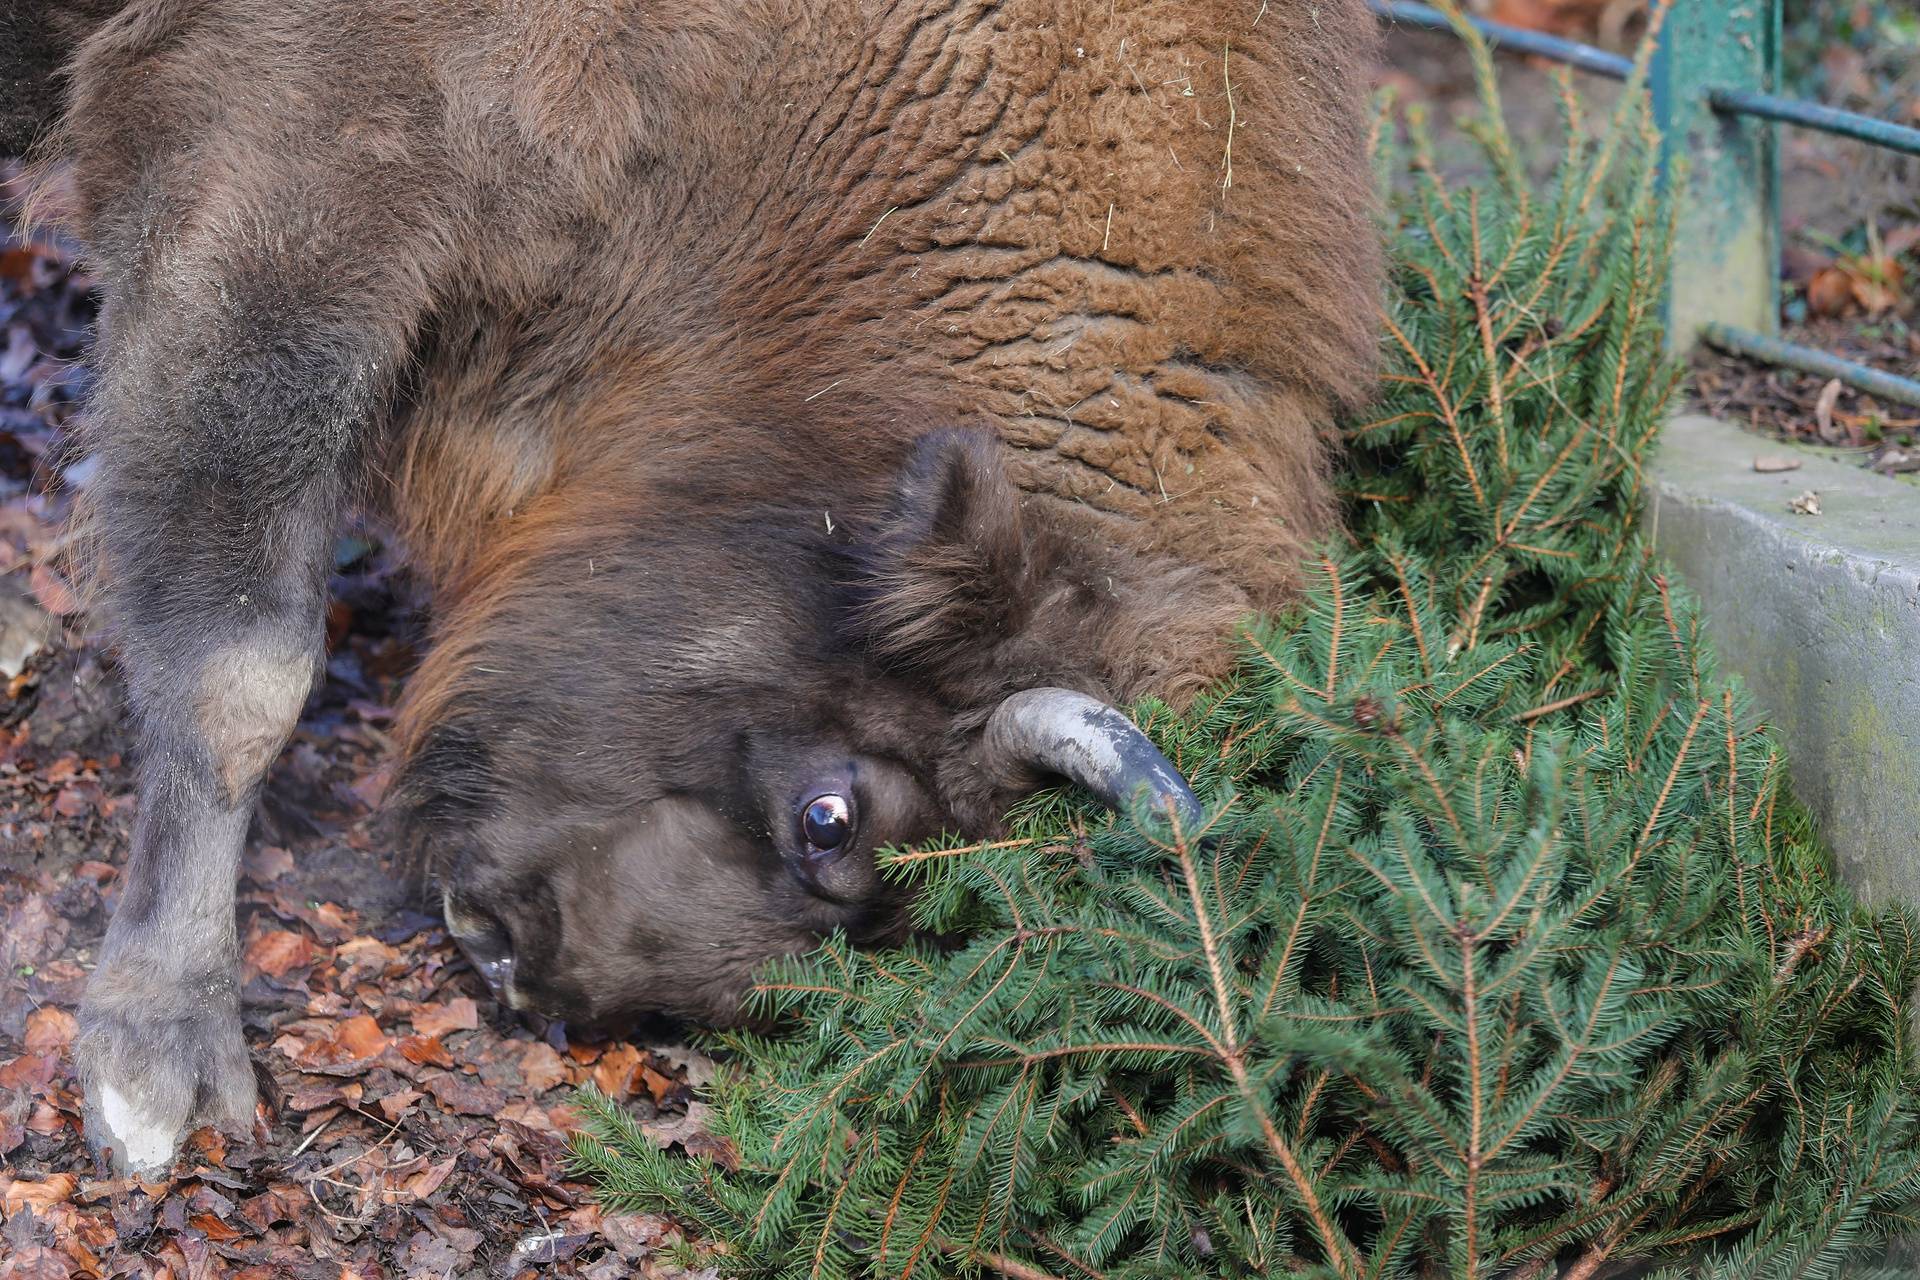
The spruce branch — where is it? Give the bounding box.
[573,21,1920,1279]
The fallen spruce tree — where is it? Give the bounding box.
[572,28,1920,1280]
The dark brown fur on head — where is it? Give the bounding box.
[397,427,1238,1024]
[863,431,1248,710]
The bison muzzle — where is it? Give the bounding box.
[18,0,1381,1172]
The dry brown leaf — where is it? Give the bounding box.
[295,1013,388,1070]
[399,1228,471,1276]
[23,1005,77,1054]
[423,1071,507,1116]
[1789,490,1822,516]
[590,1044,645,1099]
[242,928,317,980]
[403,1155,457,1200]
[235,1183,307,1234]
[641,1102,738,1170]
[285,1081,361,1112]
[187,1211,245,1241]
[51,785,96,819]
[187,1124,230,1166]
[334,1013,387,1057]
[242,844,295,883]
[411,996,479,1039]
[3,1173,77,1213]
[0,246,49,290]
[348,766,390,810]
[57,1229,104,1280]
[653,1042,720,1090]
[377,1087,422,1121]
[68,1211,118,1255]
[0,1052,59,1091]
[0,1245,72,1280]
[498,1099,562,1135]
[334,936,402,968]
[638,1063,677,1104]
[1485,0,1612,36]
[1814,378,1845,444]
[1842,248,1907,318]
[520,1042,570,1093]
[155,1235,214,1280]
[598,1212,674,1260]
[1807,266,1855,317]
[397,1034,456,1069]
[287,898,354,943]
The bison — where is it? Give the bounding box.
[10,0,1380,1172]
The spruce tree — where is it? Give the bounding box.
[573,19,1920,1278]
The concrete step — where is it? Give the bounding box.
[1651,413,1920,891]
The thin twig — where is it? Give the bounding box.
[1514,687,1608,723]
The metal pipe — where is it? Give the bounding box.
[1709,88,1920,157]
[1370,4,1920,156]
[1371,2,1920,392]
[1702,323,1920,409]
[1369,0,1634,80]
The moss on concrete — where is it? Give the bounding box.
[1652,413,1920,887]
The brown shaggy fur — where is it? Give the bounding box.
[31,0,1379,1167]
[377,0,1381,719]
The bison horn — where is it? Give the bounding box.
[982,688,1204,831]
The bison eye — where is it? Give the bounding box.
[801,792,854,856]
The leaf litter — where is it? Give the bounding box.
[0,163,721,1278]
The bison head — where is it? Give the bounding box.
[397,430,1230,1027]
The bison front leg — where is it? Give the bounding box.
[76,266,413,1173]
[78,530,329,1172]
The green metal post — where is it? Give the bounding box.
[1653,0,1781,352]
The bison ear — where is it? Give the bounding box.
[858,430,1033,688]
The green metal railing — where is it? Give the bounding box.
[1374,0,1920,409]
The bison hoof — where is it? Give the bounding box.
[77,973,257,1176]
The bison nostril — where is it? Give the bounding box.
[460,928,516,1001]
[442,888,519,1006]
